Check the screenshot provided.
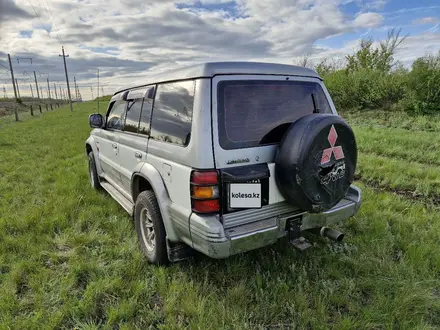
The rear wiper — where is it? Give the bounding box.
[311,93,319,113]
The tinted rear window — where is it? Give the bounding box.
[150,80,195,146]
[124,98,143,133]
[218,80,331,150]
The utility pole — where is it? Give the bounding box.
[7,54,18,104]
[3,85,7,98]
[46,78,51,99]
[97,68,100,112]
[54,83,58,99]
[33,71,40,99]
[15,79,21,98]
[30,84,34,98]
[59,46,73,111]
[90,86,94,100]
[74,76,79,102]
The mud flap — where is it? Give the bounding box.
[167,240,196,262]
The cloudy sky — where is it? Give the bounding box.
[0,0,439,100]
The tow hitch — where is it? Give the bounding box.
[287,217,312,251]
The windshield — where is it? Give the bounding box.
[217,80,332,150]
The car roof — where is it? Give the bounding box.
[114,61,321,95]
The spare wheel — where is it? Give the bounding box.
[275,114,357,213]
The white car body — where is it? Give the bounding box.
[86,62,361,261]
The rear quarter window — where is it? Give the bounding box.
[150,80,195,146]
[217,80,331,150]
[124,98,143,133]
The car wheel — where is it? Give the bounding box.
[88,152,101,190]
[134,190,168,265]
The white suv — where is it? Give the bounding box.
[86,62,361,264]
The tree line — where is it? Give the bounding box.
[300,29,440,115]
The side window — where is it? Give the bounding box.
[139,88,154,136]
[150,80,195,146]
[107,100,127,130]
[124,98,143,133]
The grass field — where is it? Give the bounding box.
[1,104,440,329]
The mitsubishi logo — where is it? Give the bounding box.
[321,125,344,165]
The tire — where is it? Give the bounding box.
[275,114,357,213]
[134,190,168,265]
[88,152,101,190]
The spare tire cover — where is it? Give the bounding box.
[275,114,357,213]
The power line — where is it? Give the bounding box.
[23,70,34,80]
[0,63,10,71]
[16,57,32,64]
[40,0,64,44]
[27,0,58,44]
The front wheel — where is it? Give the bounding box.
[88,152,101,190]
[134,191,168,265]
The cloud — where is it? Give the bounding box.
[0,0,438,100]
[353,12,384,28]
[0,0,32,30]
[413,17,440,25]
[396,32,440,65]
[361,0,387,11]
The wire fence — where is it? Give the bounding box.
[0,97,71,121]
[1,51,116,122]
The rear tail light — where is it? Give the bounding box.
[192,199,220,213]
[190,170,220,213]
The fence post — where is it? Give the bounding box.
[30,105,34,116]
[39,105,42,113]
[50,104,53,111]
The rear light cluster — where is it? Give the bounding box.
[190,170,220,213]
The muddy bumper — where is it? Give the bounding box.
[189,185,361,259]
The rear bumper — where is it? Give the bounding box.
[189,185,361,259]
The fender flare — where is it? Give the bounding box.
[131,163,178,242]
[85,136,103,175]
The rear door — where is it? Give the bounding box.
[211,75,334,212]
[117,87,154,194]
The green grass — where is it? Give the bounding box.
[94,95,112,102]
[1,105,440,329]
[354,126,440,166]
[342,110,440,132]
[357,153,440,199]
[351,121,440,201]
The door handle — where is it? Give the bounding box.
[135,152,142,159]
[111,143,117,149]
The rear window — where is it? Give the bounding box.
[217,80,331,150]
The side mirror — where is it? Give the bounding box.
[89,113,104,128]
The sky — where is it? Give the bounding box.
[0,0,439,100]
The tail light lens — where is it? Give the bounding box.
[190,170,220,213]
[192,200,220,213]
